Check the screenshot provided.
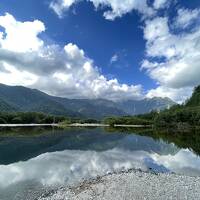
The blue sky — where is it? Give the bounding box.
[0,0,200,102]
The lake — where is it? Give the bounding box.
[0,127,200,200]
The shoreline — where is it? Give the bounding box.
[0,124,58,127]
[0,123,152,128]
[38,169,200,200]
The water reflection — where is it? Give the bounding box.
[1,148,200,188]
[0,127,125,164]
[0,149,153,188]
[151,149,200,176]
[0,127,179,165]
[107,126,200,155]
[0,127,200,200]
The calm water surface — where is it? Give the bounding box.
[0,127,200,200]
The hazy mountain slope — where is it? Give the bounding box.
[52,97,126,118]
[0,84,175,118]
[0,98,17,112]
[118,97,176,115]
[0,84,80,117]
[0,84,125,118]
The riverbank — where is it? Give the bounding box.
[38,170,200,200]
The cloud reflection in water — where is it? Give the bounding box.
[0,147,200,189]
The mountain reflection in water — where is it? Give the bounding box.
[0,127,200,200]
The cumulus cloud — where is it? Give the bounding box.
[1,3,199,103]
[142,13,200,102]
[0,13,45,53]
[50,0,154,20]
[0,13,143,101]
[48,0,200,103]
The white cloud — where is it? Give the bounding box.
[110,53,118,64]
[32,43,143,100]
[0,13,45,53]
[143,17,169,42]
[0,13,143,101]
[153,0,169,9]
[0,63,38,86]
[174,8,200,29]
[50,0,154,20]
[50,0,79,18]
[142,14,200,102]
[146,86,193,104]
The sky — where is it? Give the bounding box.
[0,0,200,103]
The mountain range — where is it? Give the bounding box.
[0,84,176,119]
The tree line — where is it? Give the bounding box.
[0,112,66,124]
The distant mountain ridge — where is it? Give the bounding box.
[0,84,176,118]
[118,97,175,115]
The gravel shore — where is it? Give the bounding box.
[38,170,200,200]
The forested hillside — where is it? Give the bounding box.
[105,85,200,130]
[154,86,200,129]
[185,86,200,107]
